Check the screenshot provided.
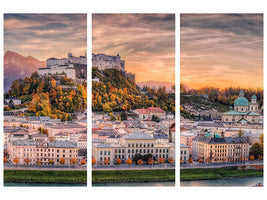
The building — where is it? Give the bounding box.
[92,53,125,71]
[192,135,249,162]
[4,97,21,106]
[92,131,175,166]
[8,140,78,165]
[180,144,190,163]
[39,53,87,80]
[222,90,261,124]
[134,107,166,120]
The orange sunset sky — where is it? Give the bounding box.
[181,14,263,90]
[92,14,175,84]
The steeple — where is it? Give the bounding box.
[239,90,244,97]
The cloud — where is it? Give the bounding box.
[4,14,87,61]
[92,14,175,83]
[180,14,263,89]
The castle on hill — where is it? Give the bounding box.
[38,53,87,80]
[92,53,135,82]
[222,90,262,124]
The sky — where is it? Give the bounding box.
[180,14,263,90]
[92,14,175,84]
[4,14,87,61]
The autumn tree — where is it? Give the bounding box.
[168,158,174,164]
[13,157,19,165]
[116,158,121,165]
[249,155,255,161]
[59,157,65,165]
[137,159,143,165]
[70,157,78,165]
[188,157,193,163]
[4,157,7,163]
[147,157,153,165]
[158,157,165,164]
[249,142,263,160]
[92,158,96,165]
[49,159,54,165]
[80,159,87,165]
[36,160,42,165]
[237,129,244,137]
[126,158,132,165]
[198,157,203,163]
[104,158,110,165]
[24,157,31,165]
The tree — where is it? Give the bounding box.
[147,157,153,165]
[198,157,203,163]
[249,142,263,160]
[126,158,132,165]
[70,157,78,165]
[36,160,42,165]
[116,158,121,165]
[49,159,54,165]
[168,158,174,164]
[24,157,31,165]
[222,158,226,162]
[120,111,127,121]
[80,159,87,165]
[13,157,19,165]
[137,159,143,165]
[4,157,7,163]
[249,155,255,161]
[59,157,65,165]
[158,157,165,164]
[104,158,110,165]
[92,158,96,165]
[188,157,193,163]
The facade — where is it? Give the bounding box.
[4,97,21,106]
[134,107,166,120]
[8,140,78,165]
[92,53,125,71]
[92,132,175,166]
[192,135,249,162]
[222,90,261,124]
[180,144,190,163]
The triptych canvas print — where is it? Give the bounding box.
[2,13,263,187]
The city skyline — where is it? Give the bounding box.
[181,14,263,90]
[4,14,87,61]
[92,14,175,84]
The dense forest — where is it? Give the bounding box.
[180,84,263,107]
[92,67,175,113]
[4,72,87,121]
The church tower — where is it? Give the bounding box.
[249,94,258,112]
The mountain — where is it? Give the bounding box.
[137,81,174,91]
[4,51,46,92]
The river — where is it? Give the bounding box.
[180,176,263,187]
[93,181,175,187]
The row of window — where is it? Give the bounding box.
[127,143,154,148]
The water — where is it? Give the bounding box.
[93,181,175,187]
[180,176,263,187]
[4,182,86,187]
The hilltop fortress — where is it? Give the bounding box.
[39,53,87,80]
[92,53,135,82]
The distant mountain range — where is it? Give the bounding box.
[137,81,174,91]
[4,51,46,92]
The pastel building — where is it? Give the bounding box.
[134,107,166,120]
[222,90,261,124]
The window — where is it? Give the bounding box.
[128,149,130,153]
[151,144,154,147]
[128,143,130,147]
[108,151,110,155]
[100,151,102,155]
[148,144,150,148]
[104,151,106,155]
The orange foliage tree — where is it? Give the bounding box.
[116,158,121,165]
[24,157,31,165]
[188,157,193,163]
[80,159,87,165]
[147,157,153,165]
[13,157,19,165]
[198,157,203,163]
[59,157,65,165]
[249,155,255,161]
[70,157,78,165]
[36,160,42,165]
[104,158,109,165]
[92,158,96,165]
[137,159,143,165]
[168,158,174,164]
[158,157,165,164]
[4,157,7,163]
[49,159,54,165]
[222,158,226,162]
[126,158,132,165]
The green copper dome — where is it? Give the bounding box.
[234,97,249,106]
[251,95,257,99]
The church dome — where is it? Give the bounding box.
[234,97,249,106]
[251,95,257,99]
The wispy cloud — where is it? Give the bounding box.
[92,14,175,83]
[180,14,263,89]
[4,14,87,61]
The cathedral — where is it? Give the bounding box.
[222,90,261,124]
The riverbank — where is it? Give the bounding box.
[180,167,263,181]
[4,170,87,184]
[92,169,175,184]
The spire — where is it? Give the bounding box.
[239,90,244,97]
